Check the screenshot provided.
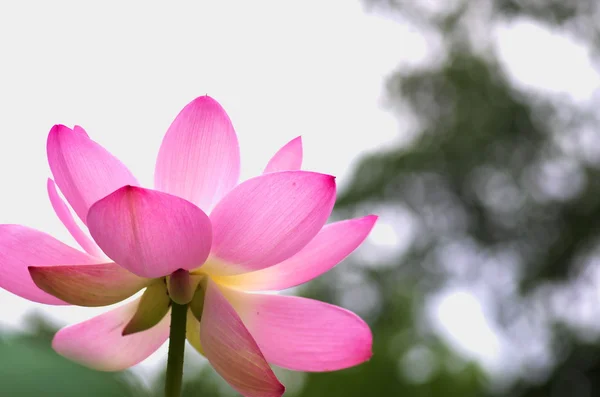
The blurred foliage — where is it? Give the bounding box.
[0,315,143,397]
[3,0,600,396]
[334,0,600,396]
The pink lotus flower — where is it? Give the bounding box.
[0,96,376,397]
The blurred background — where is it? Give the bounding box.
[2,0,600,396]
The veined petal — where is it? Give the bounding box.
[47,178,105,258]
[87,186,212,278]
[263,136,303,174]
[206,171,336,276]
[154,96,240,213]
[29,263,150,307]
[219,216,377,291]
[52,298,170,371]
[200,280,284,397]
[222,286,373,372]
[47,124,139,225]
[0,225,98,304]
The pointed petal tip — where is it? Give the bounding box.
[313,171,336,183]
[364,214,379,226]
[189,94,222,107]
[51,123,69,130]
[276,382,286,396]
[73,125,89,136]
[116,184,138,193]
[48,124,87,137]
[47,124,71,139]
[28,266,49,292]
[111,184,139,197]
[304,171,336,184]
[287,135,302,148]
[121,325,135,336]
[263,137,304,174]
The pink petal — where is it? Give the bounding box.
[52,298,170,371]
[206,171,336,276]
[200,280,284,397]
[47,124,139,225]
[223,287,373,372]
[263,136,303,174]
[0,225,98,304]
[29,263,150,307]
[86,186,212,278]
[47,178,104,258]
[73,125,89,137]
[154,96,240,213]
[220,215,377,291]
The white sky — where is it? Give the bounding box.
[0,0,599,384]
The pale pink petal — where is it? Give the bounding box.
[263,136,303,174]
[52,298,170,371]
[200,280,284,397]
[223,287,372,372]
[206,171,336,276]
[154,96,240,213]
[29,263,150,307]
[47,124,139,225]
[73,125,89,137]
[0,225,98,304]
[87,186,212,278]
[47,178,104,258]
[219,216,377,291]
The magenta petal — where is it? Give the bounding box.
[221,215,377,291]
[154,96,240,213]
[47,124,139,225]
[52,299,170,371]
[73,125,89,137]
[200,280,284,397]
[0,225,98,304]
[47,178,104,258]
[87,186,212,278]
[263,136,303,174]
[224,287,373,372]
[207,171,336,276]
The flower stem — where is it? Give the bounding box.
[165,302,187,397]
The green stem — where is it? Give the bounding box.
[165,302,187,397]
